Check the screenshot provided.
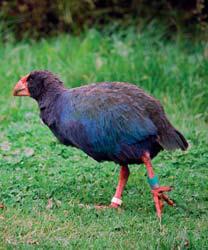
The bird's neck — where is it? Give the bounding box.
[37,86,68,128]
[37,85,66,111]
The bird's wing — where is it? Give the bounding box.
[57,89,158,156]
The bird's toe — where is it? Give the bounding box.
[94,203,120,210]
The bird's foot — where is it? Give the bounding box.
[151,186,175,219]
[95,197,122,209]
[94,203,120,209]
[110,202,120,208]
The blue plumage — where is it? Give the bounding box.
[24,70,188,165]
[45,86,162,165]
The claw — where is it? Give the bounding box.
[151,186,174,218]
[161,193,175,206]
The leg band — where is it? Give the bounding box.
[147,176,159,189]
[111,197,122,206]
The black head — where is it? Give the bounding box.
[13,70,64,100]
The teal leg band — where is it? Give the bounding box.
[147,176,159,189]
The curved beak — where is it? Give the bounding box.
[13,74,30,96]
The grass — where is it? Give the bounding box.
[0,28,208,249]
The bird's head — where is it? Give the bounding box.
[13,70,64,100]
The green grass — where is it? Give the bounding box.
[0,28,208,249]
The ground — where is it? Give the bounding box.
[0,29,208,249]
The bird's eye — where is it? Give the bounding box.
[27,75,33,81]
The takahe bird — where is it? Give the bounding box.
[13,70,188,218]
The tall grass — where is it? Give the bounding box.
[1,28,207,119]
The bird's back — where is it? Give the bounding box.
[43,82,188,164]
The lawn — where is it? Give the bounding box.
[0,28,208,249]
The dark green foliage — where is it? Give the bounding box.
[0,0,208,39]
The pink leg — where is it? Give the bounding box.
[95,165,130,209]
[142,152,156,179]
[141,152,174,218]
[110,165,130,208]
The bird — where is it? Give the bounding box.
[13,70,188,218]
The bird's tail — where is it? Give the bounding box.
[158,128,189,151]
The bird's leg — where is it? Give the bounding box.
[95,165,129,209]
[110,165,130,208]
[141,152,174,218]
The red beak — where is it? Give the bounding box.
[13,74,30,96]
